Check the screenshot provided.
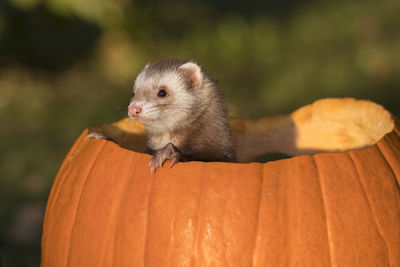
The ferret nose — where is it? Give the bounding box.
[128,105,142,117]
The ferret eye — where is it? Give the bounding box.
[157,88,167,97]
[131,92,135,98]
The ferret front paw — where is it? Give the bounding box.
[149,143,181,173]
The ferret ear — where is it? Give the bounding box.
[178,62,203,88]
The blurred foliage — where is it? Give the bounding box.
[0,0,399,265]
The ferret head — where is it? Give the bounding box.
[128,59,205,132]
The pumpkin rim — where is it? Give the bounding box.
[86,98,397,164]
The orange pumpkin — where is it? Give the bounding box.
[41,98,400,266]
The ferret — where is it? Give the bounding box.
[127,59,236,172]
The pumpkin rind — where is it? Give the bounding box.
[42,98,400,266]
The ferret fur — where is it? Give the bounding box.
[128,59,236,162]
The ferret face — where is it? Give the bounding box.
[128,61,202,132]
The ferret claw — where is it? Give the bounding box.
[149,143,180,173]
[149,156,162,174]
[168,157,177,169]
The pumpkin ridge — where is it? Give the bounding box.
[347,151,390,263]
[375,123,400,187]
[43,135,107,267]
[110,152,142,266]
[65,141,107,266]
[165,170,180,267]
[167,193,177,267]
[220,173,231,266]
[44,130,89,231]
[346,147,400,265]
[193,163,206,267]
[250,164,264,266]
[44,151,79,265]
[373,141,400,266]
[143,163,157,264]
[376,141,400,190]
[101,150,133,266]
[310,156,334,267]
[393,117,400,136]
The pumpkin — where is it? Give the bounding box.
[41,98,400,266]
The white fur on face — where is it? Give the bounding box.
[130,69,198,134]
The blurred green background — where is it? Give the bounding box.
[0,0,399,265]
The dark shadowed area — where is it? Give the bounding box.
[0,0,399,265]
